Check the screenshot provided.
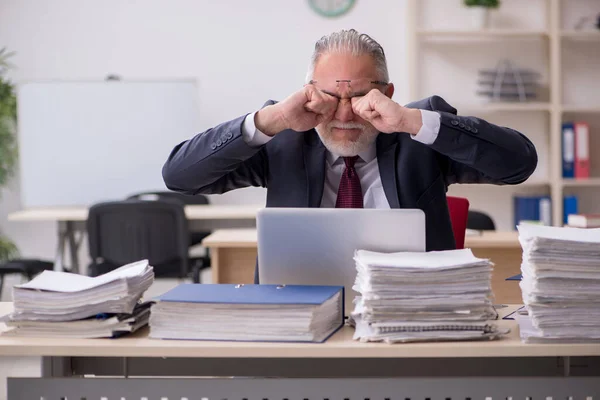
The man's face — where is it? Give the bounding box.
[311,52,392,157]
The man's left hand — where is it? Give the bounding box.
[351,89,423,135]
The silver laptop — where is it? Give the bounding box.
[257,208,426,314]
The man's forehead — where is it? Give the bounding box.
[312,52,379,80]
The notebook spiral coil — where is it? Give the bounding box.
[376,324,495,334]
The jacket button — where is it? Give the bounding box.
[465,126,472,131]
[459,123,465,128]
[227,132,233,139]
[472,128,478,133]
[216,139,222,146]
[451,120,459,126]
[221,136,227,142]
[211,143,217,150]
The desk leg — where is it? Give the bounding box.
[66,221,81,274]
[211,248,221,283]
[54,221,83,273]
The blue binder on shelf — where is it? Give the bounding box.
[563,195,579,225]
[562,122,575,178]
[513,195,551,228]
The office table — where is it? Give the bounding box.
[7,205,261,273]
[202,229,523,304]
[0,303,599,398]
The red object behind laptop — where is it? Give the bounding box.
[446,196,470,249]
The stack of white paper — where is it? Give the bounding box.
[517,224,600,343]
[352,249,507,343]
[1,260,154,338]
[2,302,152,338]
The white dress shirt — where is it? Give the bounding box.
[241,110,442,208]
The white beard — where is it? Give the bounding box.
[315,121,379,157]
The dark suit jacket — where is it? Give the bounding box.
[163,95,537,253]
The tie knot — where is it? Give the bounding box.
[343,156,359,168]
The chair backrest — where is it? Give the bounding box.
[467,210,496,231]
[127,191,209,205]
[446,196,470,250]
[87,200,189,277]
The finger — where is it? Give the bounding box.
[306,92,338,116]
[352,99,373,120]
[360,109,380,121]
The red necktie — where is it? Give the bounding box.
[335,156,363,208]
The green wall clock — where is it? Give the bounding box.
[308,0,356,18]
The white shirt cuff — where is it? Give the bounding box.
[411,110,441,145]
[242,112,274,147]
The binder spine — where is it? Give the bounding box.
[562,122,575,178]
[575,122,590,179]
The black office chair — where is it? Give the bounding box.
[126,192,210,244]
[467,210,496,231]
[86,200,208,281]
[0,259,54,299]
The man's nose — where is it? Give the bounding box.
[334,99,354,122]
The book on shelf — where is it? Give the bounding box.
[567,214,600,229]
[562,122,575,178]
[575,122,590,179]
[513,195,551,229]
[563,121,591,179]
[563,195,579,225]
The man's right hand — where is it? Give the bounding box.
[254,85,338,136]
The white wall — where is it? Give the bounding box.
[0,0,409,260]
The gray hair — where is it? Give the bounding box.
[305,29,389,83]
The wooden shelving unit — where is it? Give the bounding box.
[408,0,600,229]
[416,29,550,40]
[562,105,600,113]
[560,30,600,40]
[561,178,600,187]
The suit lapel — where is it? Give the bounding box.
[376,134,400,208]
[304,131,327,207]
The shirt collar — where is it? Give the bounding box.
[326,141,377,166]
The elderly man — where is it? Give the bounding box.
[163,29,537,253]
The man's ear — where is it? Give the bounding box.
[385,83,395,99]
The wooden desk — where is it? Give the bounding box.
[202,230,523,304]
[1,303,599,398]
[7,205,261,273]
[8,205,261,223]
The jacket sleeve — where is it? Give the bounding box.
[162,114,268,195]
[411,96,538,186]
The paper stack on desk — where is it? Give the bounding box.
[351,249,506,343]
[2,302,152,338]
[517,224,600,343]
[1,260,154,338]
[149,284,344,342]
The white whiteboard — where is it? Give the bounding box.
[17,80,200,207]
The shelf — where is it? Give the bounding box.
[562,105,600,114]
[561,178,600,187]
[416,29,549,41]
[458,102,552,113]
[560,31,600,41]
